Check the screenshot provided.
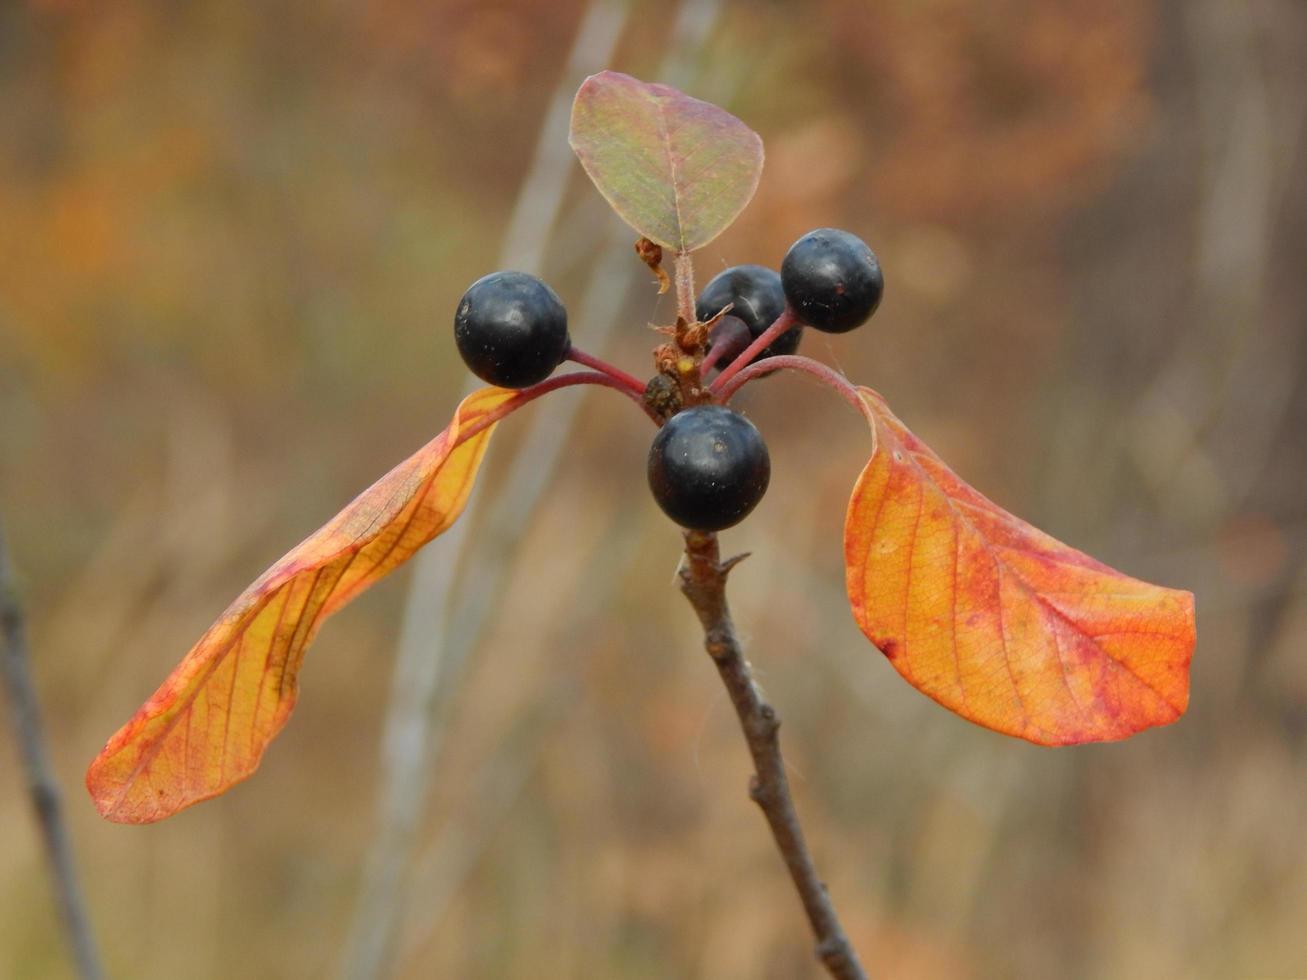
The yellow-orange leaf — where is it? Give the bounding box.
[845,387,1194,745]
[87,387,516,823]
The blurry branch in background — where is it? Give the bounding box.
[0,522,104,980]
[340,1,632,970]
[1181,0,1307,675]
[1131,0,1302,527]
[394,514,647,968]
[343,0,727,974]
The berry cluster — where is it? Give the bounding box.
[452,229,882,532]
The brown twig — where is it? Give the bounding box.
[0,523,105,980]
[678,530,868,980]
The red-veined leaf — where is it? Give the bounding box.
[87,387,516,823]
[569,70,763,253]
[845,387,1195,745]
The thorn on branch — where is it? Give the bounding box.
[718,551,750,577]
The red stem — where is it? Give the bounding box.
[715,354,868,416]
[698,338,732,378]
[566,347,647,396]
[708,309,798,394]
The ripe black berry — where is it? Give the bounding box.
[647,405,770,532]
[454,271,570,388]
[697,265,802,359]
[780,229,883,333]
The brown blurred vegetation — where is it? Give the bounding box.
[2,1,1306,977]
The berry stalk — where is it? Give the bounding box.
[697,334,735,377]
[708,308,798,394]
[715,354,867,415]
[565,346,648,396]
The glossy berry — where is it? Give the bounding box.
[780,228,883,333]
[696,265,802,359]
[454,271,570,388]
[647,405,770,532]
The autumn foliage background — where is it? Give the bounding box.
[2,1,1306,977]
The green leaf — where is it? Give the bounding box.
[569,71,763,254]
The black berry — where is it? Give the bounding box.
[780,229,883,333]
[454,271,570,388]
[697,265,802,359]
[647,405,770,531]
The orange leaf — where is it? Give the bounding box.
[845,387,1194,745]
[87,387,516,823]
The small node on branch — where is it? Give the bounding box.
[705,637,733,664]
[643,373,683,423]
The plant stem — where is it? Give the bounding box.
[565,346,648,396]
[674,251,697,325]
[0,523,104,980]
[708,309,798,394]
[697,333,733,378]
[678,530,868,980]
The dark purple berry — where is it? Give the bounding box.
[454,271,570,388]
[780,229,883,333]
[697,265,802,359]
[647,405,770,531]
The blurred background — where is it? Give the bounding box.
[2,0,1305,977]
